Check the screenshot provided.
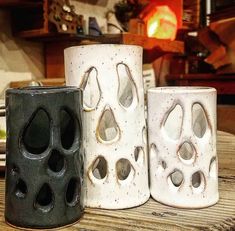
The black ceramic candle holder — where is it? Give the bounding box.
[5,87,84,229]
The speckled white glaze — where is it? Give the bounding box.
[64,45,149,209]
[147,87,219,208]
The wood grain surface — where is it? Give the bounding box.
[0,131,234,230]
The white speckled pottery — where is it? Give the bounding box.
[64,44,149,209]
[147,87,219,208]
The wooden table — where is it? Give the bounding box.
[0,131,234,230]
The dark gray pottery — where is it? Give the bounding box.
[5,86,84,228]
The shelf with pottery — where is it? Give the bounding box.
[0,0,82,38]
[0,0,51,38]
[44,33,184,78]
[0,0,184,77]
[0,130,234,230]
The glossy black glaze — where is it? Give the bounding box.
[5,86,84,228]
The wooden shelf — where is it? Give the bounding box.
[19,32,184,55]
[1,0,53,38]
[0,0,184,78]
[45,33,184,78]
[0,0,43,8]
[15,28,51,38]
[0,0,184,77]
[9,78,65,88]
[166,73,235,95]
[210,6,235,22]
[167,73,235,80]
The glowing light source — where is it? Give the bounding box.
[148,21,159,37]
[147,6,177,41]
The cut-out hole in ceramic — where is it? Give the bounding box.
[192,171,205,193]
[163,104,183,140]
[117,63,137,108]
[209,157,217,178]
[116,158,133,181]
[15,179,27,199]
[23,108,50,154]
[48,150,65,173]
[80,67,101,111]
[35,183,54,212]
[134,146,144,165]
[168,170,184,187]
[97,106,120,142]
[66,178,80,206]
[192,103,208,138]
[178,141,195,164]
[60,109,75,150]
[92,156,107,180]
[192,172,201,188]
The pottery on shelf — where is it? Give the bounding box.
[64,44,149,209]
[106,11,123,33]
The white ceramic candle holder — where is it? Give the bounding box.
[147,87,219,208]
[64,44,149,209]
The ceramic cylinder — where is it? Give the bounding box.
[5,87,84,228]
[64,44,149,209]
[147,87,218,208]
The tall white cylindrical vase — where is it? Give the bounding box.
[64,45,149,209]
[147,87,218,208]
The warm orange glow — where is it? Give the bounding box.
[147,6,177,41]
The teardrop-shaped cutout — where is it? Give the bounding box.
[15,179,27,198]
[60,108,75,149]
[192,171,205,193]
[192,103,208,138]
[48,150,65,173]
[163,104,183,140]
[178,141,195,164]
[168,170,184,187]
[35,183,53,212]
[117,63,138,108]
[80,67,101,111]
[23,108,50,154]
[92,156,107,180]
[192,172,201,188]
[134,146,144,165]
[97,106,120,142]
[66,178,80,206]
[116,158,133,181]
[209,157,217,178]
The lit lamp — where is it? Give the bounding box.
[140,0,182,41]
[147,6,177,40]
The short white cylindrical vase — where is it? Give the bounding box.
[64,45,149,209]
[147,87,219,208]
